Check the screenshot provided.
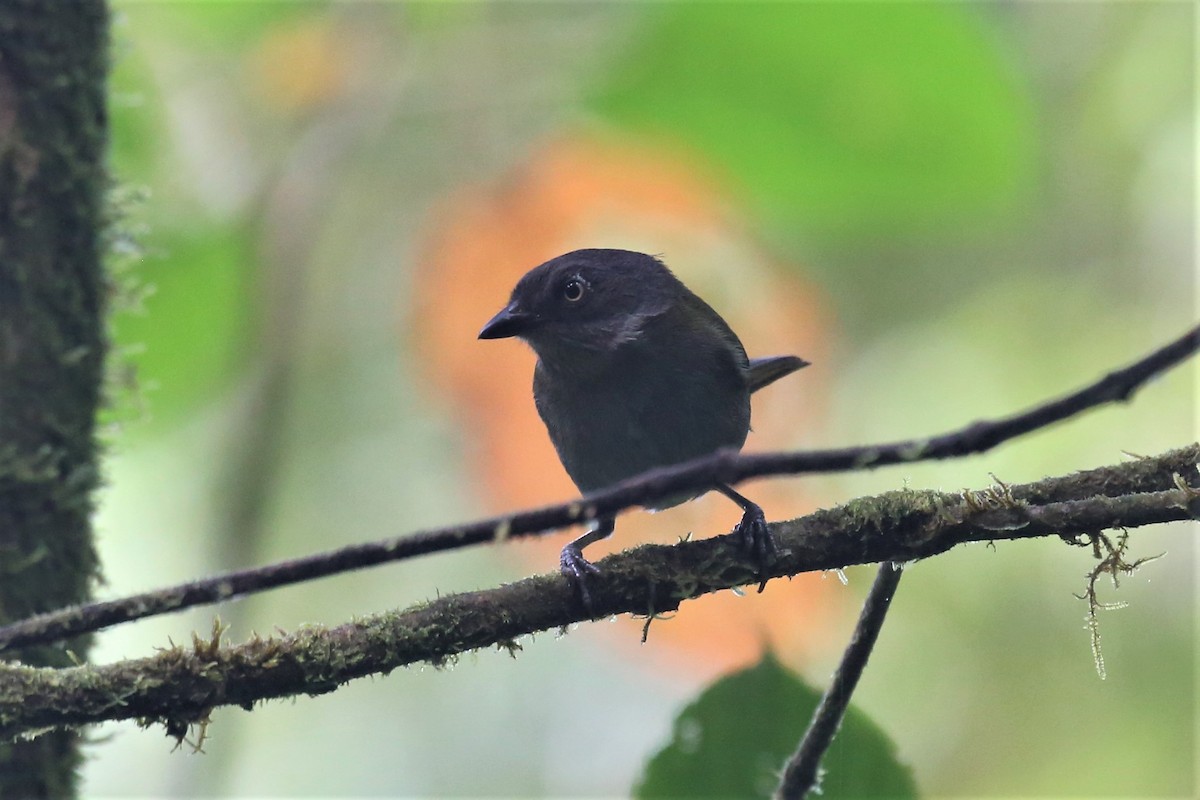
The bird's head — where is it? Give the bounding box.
[478,249,677,356]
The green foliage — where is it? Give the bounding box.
[636,652,916,799]
[114,0,313,50]
[108,53,166,184]
[107,11,259,430]
[107,225,254,426]
[591,3,1036,242]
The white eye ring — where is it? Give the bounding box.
[563,277,585,302]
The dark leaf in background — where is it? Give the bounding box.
[636,651,916,799]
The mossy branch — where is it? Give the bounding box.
[2,323,1196,655]
[1,444,1196,741]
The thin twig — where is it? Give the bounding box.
[0,324,1195,653]
[774,563,905,799]
[0,449,1196,740]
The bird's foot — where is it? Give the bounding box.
[560,543,602,613]
[732,505,776,593]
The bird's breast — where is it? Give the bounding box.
[533,345,750,498]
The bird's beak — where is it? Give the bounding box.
[478,302,532,339]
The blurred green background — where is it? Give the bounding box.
[90,2,1194,797]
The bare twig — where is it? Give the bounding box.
[0,324,1195,654]
[774,563,905,799]
[0,448,1196,740]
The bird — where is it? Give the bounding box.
[479,248,808,607]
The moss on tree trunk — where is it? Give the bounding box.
[0,2,109,796]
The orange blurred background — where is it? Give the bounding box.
[413,136,837,678]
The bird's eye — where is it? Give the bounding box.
[563,278,585,302]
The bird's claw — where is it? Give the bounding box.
[560,545,602,613]
[733,506,776,592]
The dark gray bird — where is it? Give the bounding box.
[479,249,808,606]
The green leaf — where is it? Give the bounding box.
[591,4,1036,241]
[109,224,254,428]
[636,652,916,799]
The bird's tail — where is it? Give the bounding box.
[747,355,809,393]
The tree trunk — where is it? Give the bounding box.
[0,2,109,796]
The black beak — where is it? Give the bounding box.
[478,303,532,339]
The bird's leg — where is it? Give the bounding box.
[560,517,615,613]
[716,484,776,592]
